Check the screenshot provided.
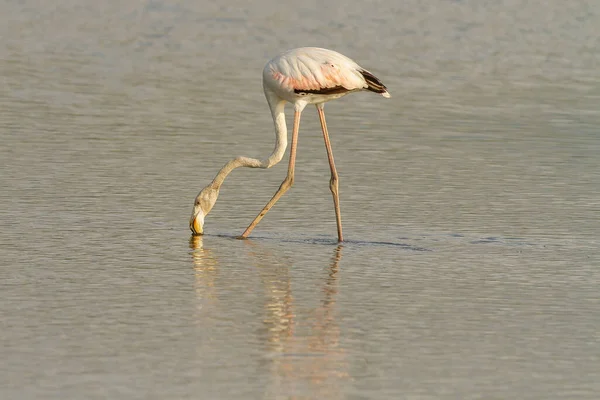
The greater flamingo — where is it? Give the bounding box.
[189,47,390,242]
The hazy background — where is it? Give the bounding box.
[1,0,599,399]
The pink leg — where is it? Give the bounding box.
[316,105,343,242]
[241,110,301,238]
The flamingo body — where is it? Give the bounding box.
[264,47,390,104]
[190,47,389,241]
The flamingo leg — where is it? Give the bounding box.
[316,105,343,242]
[240,110,301,238]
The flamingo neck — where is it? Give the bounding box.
[209,93,287,190]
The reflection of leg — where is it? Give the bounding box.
[241,110,301,238]
[324,245,342,301]
[317,105,343,242]
[331,244,342,272]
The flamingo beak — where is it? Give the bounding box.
[189,210,205,235]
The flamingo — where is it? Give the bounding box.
[189,47,390,242]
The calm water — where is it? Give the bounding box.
[2,0,599,399]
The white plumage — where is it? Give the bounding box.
[190,47,390,242]
[264,47,390,104]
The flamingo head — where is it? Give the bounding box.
[189,185,219,235]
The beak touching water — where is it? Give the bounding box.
[189,209,205,235]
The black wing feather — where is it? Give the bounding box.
[361,70,388,94]
[294,86,350,95]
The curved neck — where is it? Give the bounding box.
[209,92,287,189]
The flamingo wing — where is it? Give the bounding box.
[264,47,389,100]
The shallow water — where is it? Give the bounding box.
[1,0,599,399]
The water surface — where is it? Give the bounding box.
[1,0,599,399]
